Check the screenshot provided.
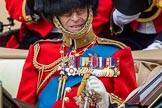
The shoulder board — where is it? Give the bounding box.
[33,38,63,46]
[97,37,126,49]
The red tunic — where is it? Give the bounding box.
[17,40,137,108]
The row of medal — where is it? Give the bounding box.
[58,56,120,77]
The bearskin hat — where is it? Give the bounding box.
[112,0,150,15]
[34,0,99,22]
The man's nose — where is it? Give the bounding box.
[71,12,80,21]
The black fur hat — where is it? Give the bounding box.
[112,0,150,15]
[34,0,99,22]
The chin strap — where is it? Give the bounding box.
[53,8,93,39]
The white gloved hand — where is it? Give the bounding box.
[113,9,140,27]
[86,76,109,108]
[111,9,141,36]
[143,40,162,50]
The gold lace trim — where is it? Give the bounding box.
[97,38,126,49]
[33,43,66,94]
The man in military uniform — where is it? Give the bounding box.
[16,0,137,107]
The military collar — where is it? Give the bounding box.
[63,28,96,49]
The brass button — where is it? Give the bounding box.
[25,16,32,21]
[64,97,70,103]
[65,87,71,93]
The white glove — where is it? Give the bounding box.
[113,9,140,28]
[143,40,162,50]
[86,76,109,108]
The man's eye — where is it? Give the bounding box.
[77,9,86,14]
[62,12,72,17]
[79,9,85,12]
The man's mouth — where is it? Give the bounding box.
[69,24,83,31]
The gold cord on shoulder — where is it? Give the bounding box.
[33,43,62,70]
[33,43,64,94]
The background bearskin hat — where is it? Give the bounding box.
[112,0,150,15]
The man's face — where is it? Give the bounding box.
[58,7,88,33]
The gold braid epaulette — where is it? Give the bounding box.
[33,38,63,46]
[97,37,126,49]
[109,93,124,106]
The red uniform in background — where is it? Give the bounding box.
[92,0,113,37]
[130,12,162,34]
[110,0,162,50]
[5,0,53,48]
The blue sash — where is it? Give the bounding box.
[37,76,82,108]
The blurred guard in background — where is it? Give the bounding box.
[110,0,162,50]
[5,0,62,49]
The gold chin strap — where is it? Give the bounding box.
[136,0,162,22]
[53,8,93,39]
